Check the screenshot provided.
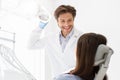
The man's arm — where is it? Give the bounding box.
[28,27,46,49]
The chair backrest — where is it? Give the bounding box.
[94,44,113,80]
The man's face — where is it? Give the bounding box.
[57,13,74,37]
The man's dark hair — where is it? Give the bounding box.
[54,5,76,20]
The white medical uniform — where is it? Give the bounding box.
[28,27,83,78]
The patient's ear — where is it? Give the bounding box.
[94,44,110,66]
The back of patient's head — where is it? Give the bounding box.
[71,33,107,80]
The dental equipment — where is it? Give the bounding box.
[0,28,36,80]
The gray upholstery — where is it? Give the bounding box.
[94,44,113,80]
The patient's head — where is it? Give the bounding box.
[71,33,107,80]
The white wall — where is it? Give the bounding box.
[0,0,120,80]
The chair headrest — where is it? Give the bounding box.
[94,44,113,66]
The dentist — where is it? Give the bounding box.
[28,5,83,79]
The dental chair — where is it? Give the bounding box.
[54,44,114,80]
[94,44,113,80]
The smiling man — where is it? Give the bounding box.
[28,5,83,79]
[57,12,74,37]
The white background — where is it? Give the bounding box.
[0,0,120,80]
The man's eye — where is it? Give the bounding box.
[61,21,65,23]
[68,19,72,22]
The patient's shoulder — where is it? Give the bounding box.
[54,73,82,80]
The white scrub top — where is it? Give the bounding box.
[28,27,83,78]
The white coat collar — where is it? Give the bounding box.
[55,28,81,53]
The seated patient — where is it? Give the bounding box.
[54,33,108,80]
